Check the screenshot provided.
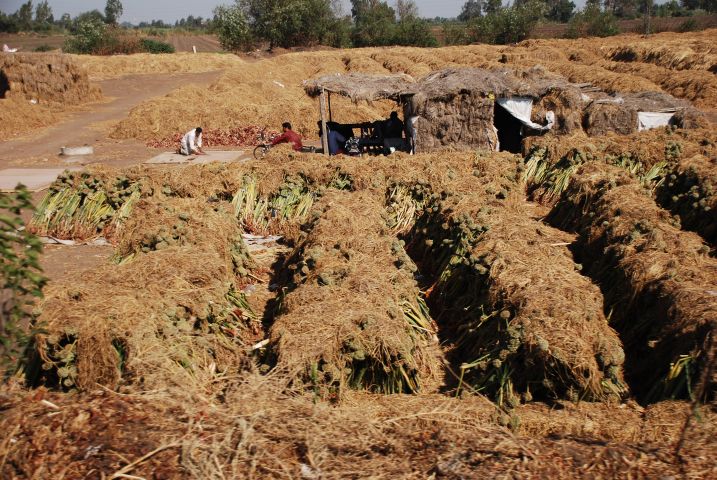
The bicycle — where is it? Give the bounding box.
[253,129,277,160]
[253,143,272,160]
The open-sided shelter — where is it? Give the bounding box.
[303,73,415,154]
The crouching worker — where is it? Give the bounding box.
[271,122,303,151]
[179,127,205,155]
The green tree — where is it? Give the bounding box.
[326,15,353,48]
[104,0,123,25]
[71,10,106,33]
[443,21,469,44]
[544,0,575,22]
[34,0,53,31]
[57,13,72,30]
[393,0,437,47]
[396,0,419,20]
[702,0,717,12]
[394,16,438,46]
[459,0,483,20]
[468,1,544,44]
[213,2,253,51]
[1,186,46,378]
[238,0,339,49]
[17,1,34,31]
[608,0,638,17]
[0,12,20,33]
[65,13,107,52]
[484,0,503,15]
[565,3,619,38]
[350,0,397,47]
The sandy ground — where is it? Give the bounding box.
[0,70,224,170]
[39,244,114,281]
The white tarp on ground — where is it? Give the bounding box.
[638,112,675,131]
[496,97,555,132]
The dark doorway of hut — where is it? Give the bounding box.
[494,101,523,154]
[0,70,9,99]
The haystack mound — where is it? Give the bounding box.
[26,169,259,393]
[657,154,717,248]
[269,190,442,395]
[25,244,254,392]
[406,192,626,404]
[0,52,100,103]
[583,101,638,137]
[71,52,244,81]
[117,196,253,275]
[549,162,717,401]
[604,35,717,72]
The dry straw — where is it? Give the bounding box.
[0,52,101,136]
[548,162,717,401]
[269,190,443,395]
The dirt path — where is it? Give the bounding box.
[166,34,222,53]
[0,70,223,170]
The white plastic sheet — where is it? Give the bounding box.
[638,112,674,131]
[496,97,554,132]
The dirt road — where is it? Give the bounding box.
[166,34,222,53]
[0,70,223,169]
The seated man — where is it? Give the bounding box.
[179,127,205,155]
[383,111,404,139]
[271,122,303,151]
[327,126,346,156]
[382,112,405,154]
[318,122,348,156]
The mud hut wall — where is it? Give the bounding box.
[408,92,497,152]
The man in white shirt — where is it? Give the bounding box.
[179,127,205,155]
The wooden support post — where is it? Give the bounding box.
[328,92,333,122]
[320,88,329,156]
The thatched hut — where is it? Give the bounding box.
[400,66,584,153]
[304,68,585,155]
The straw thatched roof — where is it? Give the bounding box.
[303,66,583,105]
[620,91,691,112]
[405,66,576,100]
[303,73,415,102]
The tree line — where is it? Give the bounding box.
[1,0,715,51]
[211,0,716,50]
[0,0,124,33]
[212,0,437,50]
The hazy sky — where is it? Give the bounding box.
[0,1,594,23]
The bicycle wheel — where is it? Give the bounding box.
[253,145,269,160]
